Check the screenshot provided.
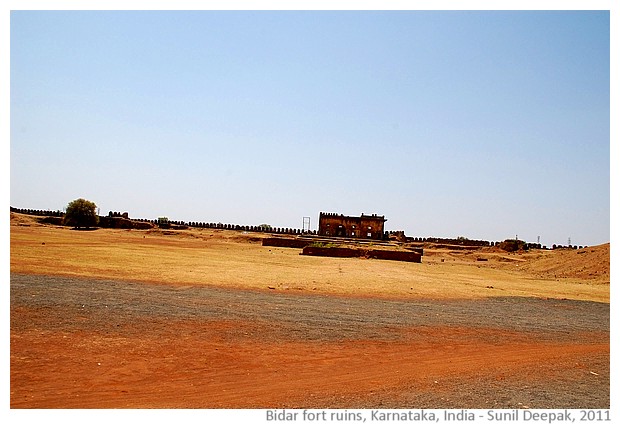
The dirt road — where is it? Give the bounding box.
[10,273,609,409]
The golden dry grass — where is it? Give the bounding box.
[10,213,609,303]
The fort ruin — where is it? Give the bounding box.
[9,207,581,250]
[318,212,386,240]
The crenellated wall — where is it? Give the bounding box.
[10,207,64,217]
[10,207,584,250]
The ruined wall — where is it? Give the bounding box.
[38,217,63,226]
[98,216,154,230]
[302,246,365,258]
[404,235,491,247]
[367,249,422,263]
[318,212,386,240]
[301,246,422,263]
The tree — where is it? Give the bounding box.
[63,198,98,229]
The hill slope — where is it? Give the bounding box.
[517,243,609,282]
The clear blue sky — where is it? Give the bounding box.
[10,10,610,246]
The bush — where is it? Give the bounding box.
[498,239,527,252]
[309,241,339,248]
[63,198,98,229]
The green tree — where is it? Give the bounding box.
[63,198,99,229]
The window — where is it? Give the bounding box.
[367,232,372,237]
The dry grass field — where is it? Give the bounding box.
[9,213,609,302]
[9,212,610,409]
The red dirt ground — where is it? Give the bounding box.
[11,319,607,409]
[10,274,609,409]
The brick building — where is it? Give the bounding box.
[318,212,387,240]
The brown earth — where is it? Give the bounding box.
[9,213,610,409]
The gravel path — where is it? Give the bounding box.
[10,273,609,340]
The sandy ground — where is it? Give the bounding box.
[9,213,609,302]
[9,214,610,409]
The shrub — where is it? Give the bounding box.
[498,239,527,252]
[63,198,98,229]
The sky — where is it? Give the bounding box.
[8,7,612,247]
